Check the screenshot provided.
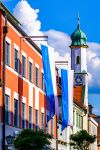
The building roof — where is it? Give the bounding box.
[74,86,83,103]
[88,103,100,119]
[88,117,98,127]
[74,85,87,111]
[0,2,41,54]
[0,2,20,25]
[57,81,87,111]
[74,99,87,111]
[70,16,87,47]
[89,113,97,118]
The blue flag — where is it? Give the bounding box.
[41,45,59,120]
[61,69,74,130]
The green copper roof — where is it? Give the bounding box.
[71,16,87,46]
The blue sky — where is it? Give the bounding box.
[2,0,100,115]
[3,0,100,43]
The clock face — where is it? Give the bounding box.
[75,75,83,85]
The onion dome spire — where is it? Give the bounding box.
[70,15,87,47]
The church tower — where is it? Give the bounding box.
[70,16,88,130]
[70,16,88,88]
[70,16,88,73]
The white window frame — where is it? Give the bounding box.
[22,101,26,129]
[29,106,33,129]
[5,87,11,125]
[22,51,27,78]
[14,92,19,127]
[29,57,33,82]
[5,37,11,66]
[14,43,19,72]
[35,64,39,87]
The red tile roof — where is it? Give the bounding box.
[57,84,86,110]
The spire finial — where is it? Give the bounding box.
[78,13,80,29]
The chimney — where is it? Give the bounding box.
[88,104,93,114]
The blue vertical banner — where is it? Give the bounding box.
[41,45,59,120]
[61,69,74,130]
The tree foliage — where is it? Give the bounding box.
[14,129,52,150]
[70,130,96,150]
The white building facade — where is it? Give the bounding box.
[56,18,89,150]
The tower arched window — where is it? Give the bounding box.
[76,56,80,64]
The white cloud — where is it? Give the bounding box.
[45,30,71,55]
[88,73,93,86]
[13,0,100,89]
[45,30,100,89]
[93,108,100,114]
[86,42,100,88]
[54,51,71,70]
[13,0,42,36]
[88,42,100,51]
[54,51,70,62]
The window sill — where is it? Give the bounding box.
[6,64,10,67]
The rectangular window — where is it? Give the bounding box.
[22,55,26,77]
[41,113,44,130]
[36,67,38,86]
[78,113,80,128]
[42,73,44,90]
[14,49,19,72]
[35,109,38,130]
[14,99,18,127]
[5,41,10,66]
[80,116,83,129]
[29,106,32,129]
[76,56,80,64]
[22,103,25,128]
[5,95,10,125]
[76,112,78,127]
[29,62,32,82]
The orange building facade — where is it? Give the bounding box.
[0,3,57,148]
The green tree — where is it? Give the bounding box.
[70,130,96,150]
[14,129,52,150]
